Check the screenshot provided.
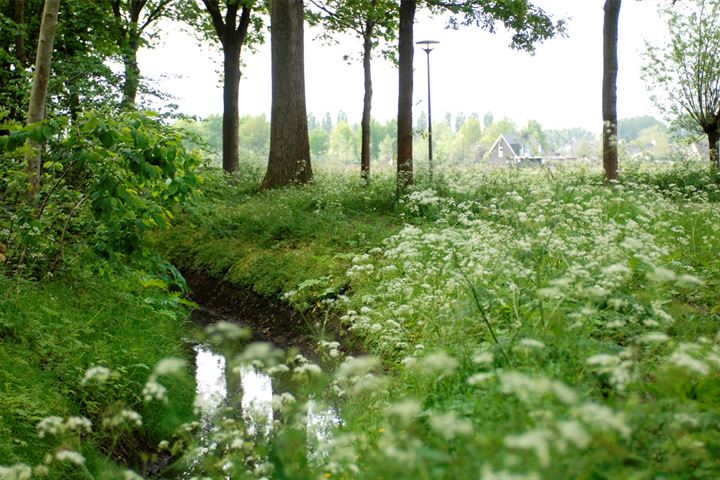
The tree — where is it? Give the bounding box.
[110,0,177,110]
[483,111,494,129]
[25,0,59,199]
[262,0,312,189]
[602,0,621,182]
[522,119,549,154]
[394,0,565,191]
[396,0,415,192]
[187,0,261,173]
[643,0,720,167]
[308,0,397,184]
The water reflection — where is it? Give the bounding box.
[187,343,339,476]
[236,365,273,437]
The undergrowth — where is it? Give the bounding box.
[153,161,720,479]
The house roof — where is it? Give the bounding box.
[488,134,526,157]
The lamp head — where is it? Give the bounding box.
[416,40,439,52]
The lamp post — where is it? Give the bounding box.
[417,39,439,183]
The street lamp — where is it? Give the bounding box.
[417,39,439,183]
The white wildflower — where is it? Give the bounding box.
[0,464,32,480]
[668,352,709,376]
[637,332,670,344]
[480,466,541,480]
[292,362,322,380]
[271,392,296,412]
[556,420,591,449]
[335,356,380,380]
[81,366,112,385]
[153,358,186,376]
[205,322,251,343]
[518,338,546,350]
[467,372,494,386]
[647,267,676,283]
[416,351,458,376]
[586,354,620,367]
[573,403,631,438]
[678,274,704,287]
[102,409,142,429]
[472,351,494,365]
[385,399,422,423]
[55,450,85,466]
[536,287,561,299]
[143,379,168,403]
[504,428,553,467]
[428,411,473,440]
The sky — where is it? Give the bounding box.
[140,1,669,132]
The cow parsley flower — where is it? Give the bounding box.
[81,366,112,385]
[55,450,85,466]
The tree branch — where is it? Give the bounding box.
[139,0,174,33]
[201,0,226,45]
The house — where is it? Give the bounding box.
[486,134,543,167]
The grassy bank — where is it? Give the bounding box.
[0,262,195,477]
[156,162,720,479]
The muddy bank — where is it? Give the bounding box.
[182,270,364,357]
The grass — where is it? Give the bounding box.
[0,260,195,476]
[153,161,720,479]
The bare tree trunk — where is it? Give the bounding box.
[26,0,60,200]
[223,37,241,173]
[13,0,27,66]
[360,21,374,184]
[396,0,415,193]
[119,35,140,110]
[262,0,312,189]
[708,129,719,168]
[201,0,251,173]
[602,0,621,182]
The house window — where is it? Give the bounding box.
[498,145,504,158]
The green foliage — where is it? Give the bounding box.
[307,0,399,62]
[158,162,719,479]
[642,0,720,156]
[0,266,195,472]
[0,110,202,275]
[618,115,667,142]
[153,168,400,309]
[434,0,567,52]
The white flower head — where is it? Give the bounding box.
[153,358,186,376]
[428,410,473,440]
[416,351,458,376]
[81,366,112,385]
[55,450,85,466]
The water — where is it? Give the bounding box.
[184,341,339,476]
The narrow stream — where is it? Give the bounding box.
[180,307,340,477]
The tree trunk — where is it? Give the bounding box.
[119,34,140,110]
[602,0,621,182]
[26,0,60,200]
[360,23,374,184]
[708,128,719,168]
[262,0,312,189]
[396,0,415,193]
[13,0,27,66]
[223,37,241,173]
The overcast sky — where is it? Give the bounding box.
[140,1,669,132]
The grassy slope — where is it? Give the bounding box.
[153,170,402,310]
[0,264,195,475]
[156,163,720,479]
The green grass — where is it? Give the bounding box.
[0,263,195,475]
[153,168,403,309]
[153,162,720,479]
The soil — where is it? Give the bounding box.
[182,270,365,358]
